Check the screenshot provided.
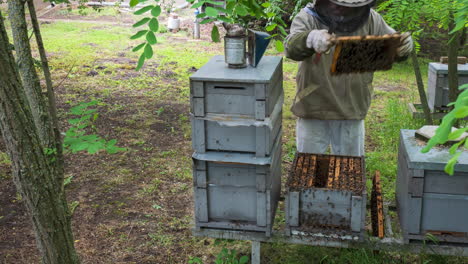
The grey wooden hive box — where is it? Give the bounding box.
[189,55,283,120]
[192,140,282,236]
[191,96,283,157]
[285,155,367,240]
[427,62,468,111]
[396,129,468,244]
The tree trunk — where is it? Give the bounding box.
[410,48,433,125]
[27,0,64,178]
[0,10,79,264]
[8,0,53,148]
[448,11,461,104]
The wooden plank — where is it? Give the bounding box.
[195,188,208,222]
[193,97,205,117]
[256,171,266,192]
[308,155,317,188]
[287,192,300,227]
[302,154,311,188]
[408,197,422,234]
[191,118,206,153]
[255,100,266,120]
[196,170,207,188]
[257,192,267,227]
[191,81,204,97]
[331,42,343,74]
[255,126,266,157]
[351,196,363,232]
[255,83,266,100]
[327,156,336,188]
[334,157,341,189]
[409,177,424,197]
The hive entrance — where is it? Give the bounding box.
[288,153,364,194]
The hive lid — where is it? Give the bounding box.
[400,129,468,172]
[190,55,282,83]
[429,62,468,74]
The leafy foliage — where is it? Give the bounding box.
[63,100,126,154]
[129,0,163,70]
[130,0,286,68]
[214,248,249,264]
[421,84,468,175]
[377,0,467,49]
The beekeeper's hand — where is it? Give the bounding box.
[397,32,413,57]
[306,30,335,54]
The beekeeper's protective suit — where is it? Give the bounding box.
[285,0,413,156]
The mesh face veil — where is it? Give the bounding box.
[313,0,374,33]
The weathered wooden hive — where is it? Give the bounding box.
[397,129,468,244]
[285,153,366,239]
[190,55,283,236]
[427,62,468,112]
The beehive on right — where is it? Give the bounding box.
[397,129,468,244]
[427,62,468,112]
[285,153,366,239]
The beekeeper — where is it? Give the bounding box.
[285,0,413,156]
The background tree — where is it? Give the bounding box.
[0,1,79,263]
[377,0,467,124]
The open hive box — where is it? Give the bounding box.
[331,34,401,75]
[285,153,367,239]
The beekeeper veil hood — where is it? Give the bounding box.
[311,0,374,33]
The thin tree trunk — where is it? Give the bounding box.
[0,10,79,264]
[8,0,53,148]
[448,11,461,104]
[410,48,433,125]
[27,0,64,179]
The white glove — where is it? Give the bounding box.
[306,29,335,54]
[397,32,413,57]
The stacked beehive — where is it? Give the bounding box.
[189,55,283,236]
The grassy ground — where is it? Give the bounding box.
[0,6,467,264]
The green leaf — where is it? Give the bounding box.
[205,6,219,17]
[205,0,224,6]
[200,18,216,24]
[130,30,148,39]
[278,25,287,36]
[133,17,150,28]
[449,139,464,155]
[217,16,233,23]
[235,4,248,16]
[130,0,139,7]
[275,40,284,52]
[144,43,153,59]
[445,152,462,175]
[136,53,145,71]
[239,256,249,264]
[151,5,161,17]
[196,13,207,19]
[267,12,275,18]
[149,18,159,32]
[132,42,146,52]
[261,2,271,7]
[134,5,154,15]
[448,127,468,141]
[211,25,220,42]
[191,2,204,9]
[454,106,468,118]
[146,31,157,45]
[266,24,277,32]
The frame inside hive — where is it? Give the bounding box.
[331,34,401,75]
[287,153,364,195]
